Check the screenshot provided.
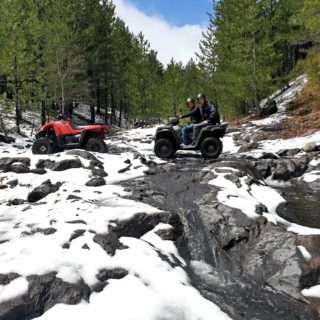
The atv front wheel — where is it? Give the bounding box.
[200,137,222,158]
[154,138,176,158]
[86,138,108,153]
[32,138,54,155]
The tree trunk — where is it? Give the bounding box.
[104,74,109,125]
[13,55,20,134]
[90,104,95,124]
[0,112,8,142]
[111,81,115,125]
[96,79,101,114]
[252,32,259,112]
[118,99,123,128]
[41,101,46,125]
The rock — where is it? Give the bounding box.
[91,167,108,177]
[155,227,175,241]
[238,141,257,153]
[35,159,56,170]
[85,177,106,187]
[259,152,278,160]
[124,159,131,164]
[8,198,25,206]
[277,148,301,157]
[67,194,82,201]
[96,268,128,282]
[0,134,15,143]
[272,159,308,181]
[0,273,20,286]
[7,179,18,187]
[93,232,125,256]
[51,159,82,171]
[0,157,30,168]
[259,99,278,117]
[0,273,90,320]
[303,142,318,153]
[13,144,24,150]
[27,180,61,203]
[22,228,57,236]
[69,230,86,242]
[118,164,132,174]
[66,150,99,161]
[65,220,87,225]
[0,184,8,189]
[82,244,90,250]
[30,168,47,175]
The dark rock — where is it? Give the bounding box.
[259,99,278,117]
[66,150,99,161]
[85,177,106,187]
[89,159,104,169]
[91,167,108,177]
[69,230,86,242]
[118,164,132,174]
[155,227,175,241]
[143,168,157,175]
[260,152,278,160]
[65,220,87,225]
[0,273,90,320]
[51,159,82,171]
[124,159,131,164]
[13,144,24,150]
[7,179,18,187]
[27,180,61,203]
[67,194,82,201]
[239,141,257,153]
[93,232,125,256]
[0,184,8,189]
[287,148,301,156]
[0,157,30,169]
[5,163,30,174]
[0,273,20,286]
[30,168,47,175]
[8,198,25,206]
[35,159,56,170]
[96,268,128,282]
[0,134,15,143]
[82,244,90,250]
[255,204,268,215]
[272,159,308,181]
[73,190,81,193]
[22,228,57,236]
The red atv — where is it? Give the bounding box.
[32,118,110,154]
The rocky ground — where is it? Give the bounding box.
[0,76,320,320]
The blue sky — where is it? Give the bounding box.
[129,0,213,26]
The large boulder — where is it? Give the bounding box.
[272,158,308,181]
[259,99,278,117]
[0,157,30,170]
[85,177,106,187]
[303,142,318,153]
[51,159,82,171]
[35,159,56,170]
[66,150,99,161]
[27,180,61,203]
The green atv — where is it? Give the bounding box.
[154,118,228,159]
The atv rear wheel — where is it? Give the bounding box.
[200,137,222,159]
[32,138,54,155]
[154,138,176,158]
[86,138,108,153]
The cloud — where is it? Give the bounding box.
[113,0,205,66]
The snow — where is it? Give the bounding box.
[0,277,29,303]
[302,285,320,298]
[303,171,320,183]
[252,75,308,127]
[0,126,231,320]
[297,245,312,261]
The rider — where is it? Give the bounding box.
[179,97,202,145]
[192,93,220,144]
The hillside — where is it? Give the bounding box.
[0,75,320,319]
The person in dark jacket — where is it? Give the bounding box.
[192,93,220,143]
[179,97,202,145]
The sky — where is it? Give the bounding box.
[112,0,213,66]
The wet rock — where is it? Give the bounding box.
[85,177,106,187]
[51,159,82,171]
[303,142,318,153]
[27,180,61,203]
[96,268,128,282]
[35,159,56,170]
[69,230,86,242]
[66,150,98,161]
[93,232,125,256]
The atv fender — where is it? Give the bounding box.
[155,129,180,148]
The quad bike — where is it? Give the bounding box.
[32,118,110,155]
[154,118,228,159]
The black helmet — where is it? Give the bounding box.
[186,97,195,105]
[197,93,206,100]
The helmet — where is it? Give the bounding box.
[186,97,195,105]
[197,93,206,100]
